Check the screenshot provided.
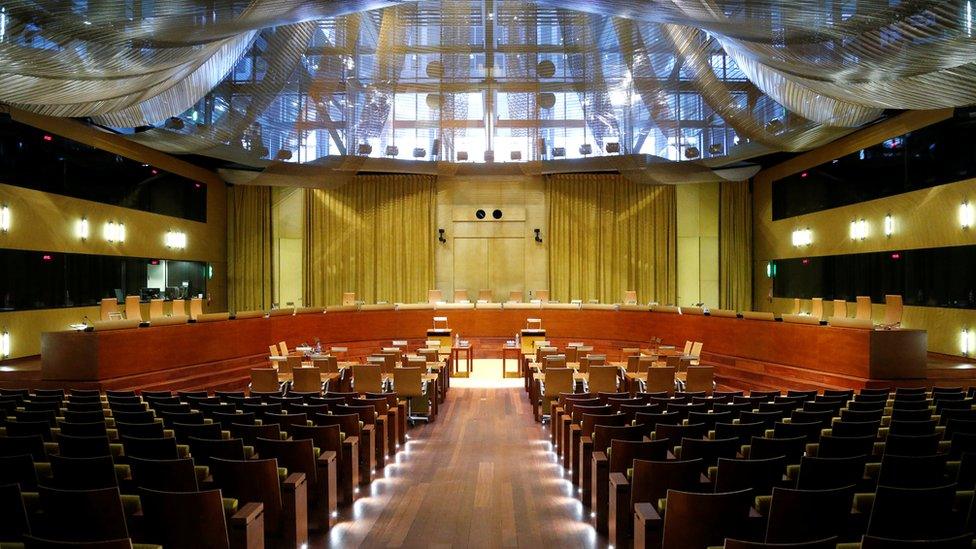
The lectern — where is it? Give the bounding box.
[426,316,453,350]
[520,317,547,354]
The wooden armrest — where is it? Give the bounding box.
[593,451,608,463]
[228,502,264,549]
[317,450,337,464]
[230,502,264,526]
[344,436,359,447]
[634,502,661,522]
[281,473,308,548]
[283,472,306,490]
[609,472,629,487]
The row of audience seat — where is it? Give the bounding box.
[544,385,976,548]
[0,380,438,548]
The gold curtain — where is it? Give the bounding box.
[547,173,676,304]
[719,180,753,311]
[227,185,273,312]
[304,174,436,306]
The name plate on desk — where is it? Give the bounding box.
[426,329,452,336]
[520,329,546,337]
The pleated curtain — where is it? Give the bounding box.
[303,174,436,306]
[546,173,676,305]
[719,180,753,311]
[227,185,274,312]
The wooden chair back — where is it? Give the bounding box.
[352,365,383,394]
[99,298,119,321]
[250,368,279,393]
[255,437,318,486]
[685,366,714,395]
[623,290,638,304]
[586,354,606,367]
[149,299,164,319]
[292,367,323,393]
[883,294,903,326]
[189,297,204,320]
[545,354,566,370]
[342,292,356,306]
[690,342,703,358]
[535,290,550,302]
[565,346,579,363]
[129,457,199,492]
[811,297,824,320]
[855,296,872,321]
[587,366,618,394]
[140,487,230,549]
[833,299,847,318]
[125,295,142,322]
[209,458,284,535]
[683,341,693,355]
[312,355,338,373]
[281,356,302,376]
[37,485,129,542]
[609,439,670,473]
[646,367,676,395]
[171,298,185,317]
[268,344,280,357]
[543,368,574,397]
[393,368,424,398]
[427,289,443,304]
[508,290,524,303]
[454,289,469,302]
[626,355,641,373]
[661,489,753,549]
[478,289,493,302]
[278,341,289,356]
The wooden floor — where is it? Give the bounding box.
[316,385,605,548]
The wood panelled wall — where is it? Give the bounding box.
[751,108,976,356]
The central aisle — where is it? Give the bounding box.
[320,385,605,548]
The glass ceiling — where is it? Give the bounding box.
[2,1,975,172]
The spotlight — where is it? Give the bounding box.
[75,217,89,240]
[274,149,293,161]
[708,143,724,155]
[579,144,592,156]
[684,146,700,159]
[385,146,399,157]
[413,148,427,158]
[510,150,522,161]
[357,143,373,155]
[605,142,620,154]
[552,147,566,157]
[484,150,494,162]
[884,214,894,236]
[0,204,9,232]
[163,117,185,130]
[457,151,469,161]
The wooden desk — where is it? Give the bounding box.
[40,309,928,391]
[451,345,473,378]
[501,345,521,378]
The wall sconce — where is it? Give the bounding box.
[534,228,543,243]
[791,228,812,247]
[884,214,894,237]
[963,329,976,357]
[103,221,125,243]
[164,230,187,249]
[961,201,974,228]
[0,204,9,232]
[75,217,89,240]
[849,218,869,240]
[0,329,9,358]
[437,228,446,243]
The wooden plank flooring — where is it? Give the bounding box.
[316,385,605,548]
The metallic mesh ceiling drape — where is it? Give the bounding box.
[2,1,975,182]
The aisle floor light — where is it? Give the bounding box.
[849,219,869,240]
[963,329,976,356]
[961,201,974,228]
[791,228,812,247]
[884,214,894,237]
[0,204,9,232]
[165,231,187,249]
[76,217,89,239]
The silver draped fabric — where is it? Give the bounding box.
[1,0,974,173]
